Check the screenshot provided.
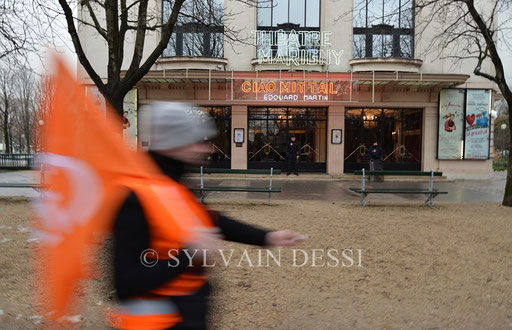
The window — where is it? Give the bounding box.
[162,0,224,58]
[353,0,414,59]
[256,0,321,61]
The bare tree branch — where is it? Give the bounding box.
[83,0,108,39]
[57,0,107,95]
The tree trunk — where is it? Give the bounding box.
[26,134,31,154]
[504,151,512,206]
[2,123,10,154]
[504,99,512,207]
[106,93,125,119]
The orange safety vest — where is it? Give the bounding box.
[108,176,215,329]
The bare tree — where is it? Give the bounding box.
[0,1,63,67]
[0,65,16,153]
[33,75,55,153]
[0,1,31,60]
[35,0,253,118]
[11,69,37,153]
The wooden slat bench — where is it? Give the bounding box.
[190,167,282,205]
[349,169,448,206]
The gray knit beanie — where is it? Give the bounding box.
[148,101,217,151]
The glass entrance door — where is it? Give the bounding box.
[344,108,422,172]
[191,106,231,168]
[248,107,327,172]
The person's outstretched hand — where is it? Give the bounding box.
[186,227,223,263]
[265,230,307,246]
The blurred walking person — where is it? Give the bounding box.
[110,102,304,329]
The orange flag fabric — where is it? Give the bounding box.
[33,58,209,319]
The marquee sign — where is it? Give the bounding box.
[233,79,353,102]
[252,30,344,66]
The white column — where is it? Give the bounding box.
[422,106,440,171]
[231,105,248,169]
[327,105,345,175]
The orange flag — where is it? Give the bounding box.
[33,58,209,319]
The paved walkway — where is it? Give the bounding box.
[1,170,507,203]
[0,171,40,198]
[187,171,506,204]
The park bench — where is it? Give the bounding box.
[0,163,47,193]
[349,169,448,207]
[190,167,281,205]
[0,183,48,197]
[0,183,46,189]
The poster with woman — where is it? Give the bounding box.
[464,89,491,159]
[438,89,465,159]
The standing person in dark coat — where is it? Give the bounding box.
[110,102,304,329]
[286,135,301,176]
[368,141,384,177]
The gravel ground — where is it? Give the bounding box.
[0,198,511,329]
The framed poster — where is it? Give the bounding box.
[438,89,465,159]
[331,129,342,144]
[234,128,244,143]
[464,89,491,159]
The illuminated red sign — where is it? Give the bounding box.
[233,79,353,101]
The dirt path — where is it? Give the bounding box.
[1,198,511,329]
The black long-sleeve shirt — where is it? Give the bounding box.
[113,152,268,300]
[286,140,301,158]
[369,145,383,160]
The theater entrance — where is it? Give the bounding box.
[248,107,327,172]
[344,108,422,172]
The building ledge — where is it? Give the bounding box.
[135,69,469,90]
[251,58,325,72]
[155,57,228,71]
[349,58,423,73]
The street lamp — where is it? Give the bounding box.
[501,123,507,158]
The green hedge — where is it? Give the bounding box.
[493,158,509,171]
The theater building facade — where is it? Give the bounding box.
[78,0,497,175]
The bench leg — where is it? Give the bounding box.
[425,193,438,207]
[360,193,367,207]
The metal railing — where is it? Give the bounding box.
[0,154,36,169]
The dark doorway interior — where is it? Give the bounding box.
[248,107,327,172]
[344,108,422,172]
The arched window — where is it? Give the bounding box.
[162,0,224,58]
[353,0,414,59]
